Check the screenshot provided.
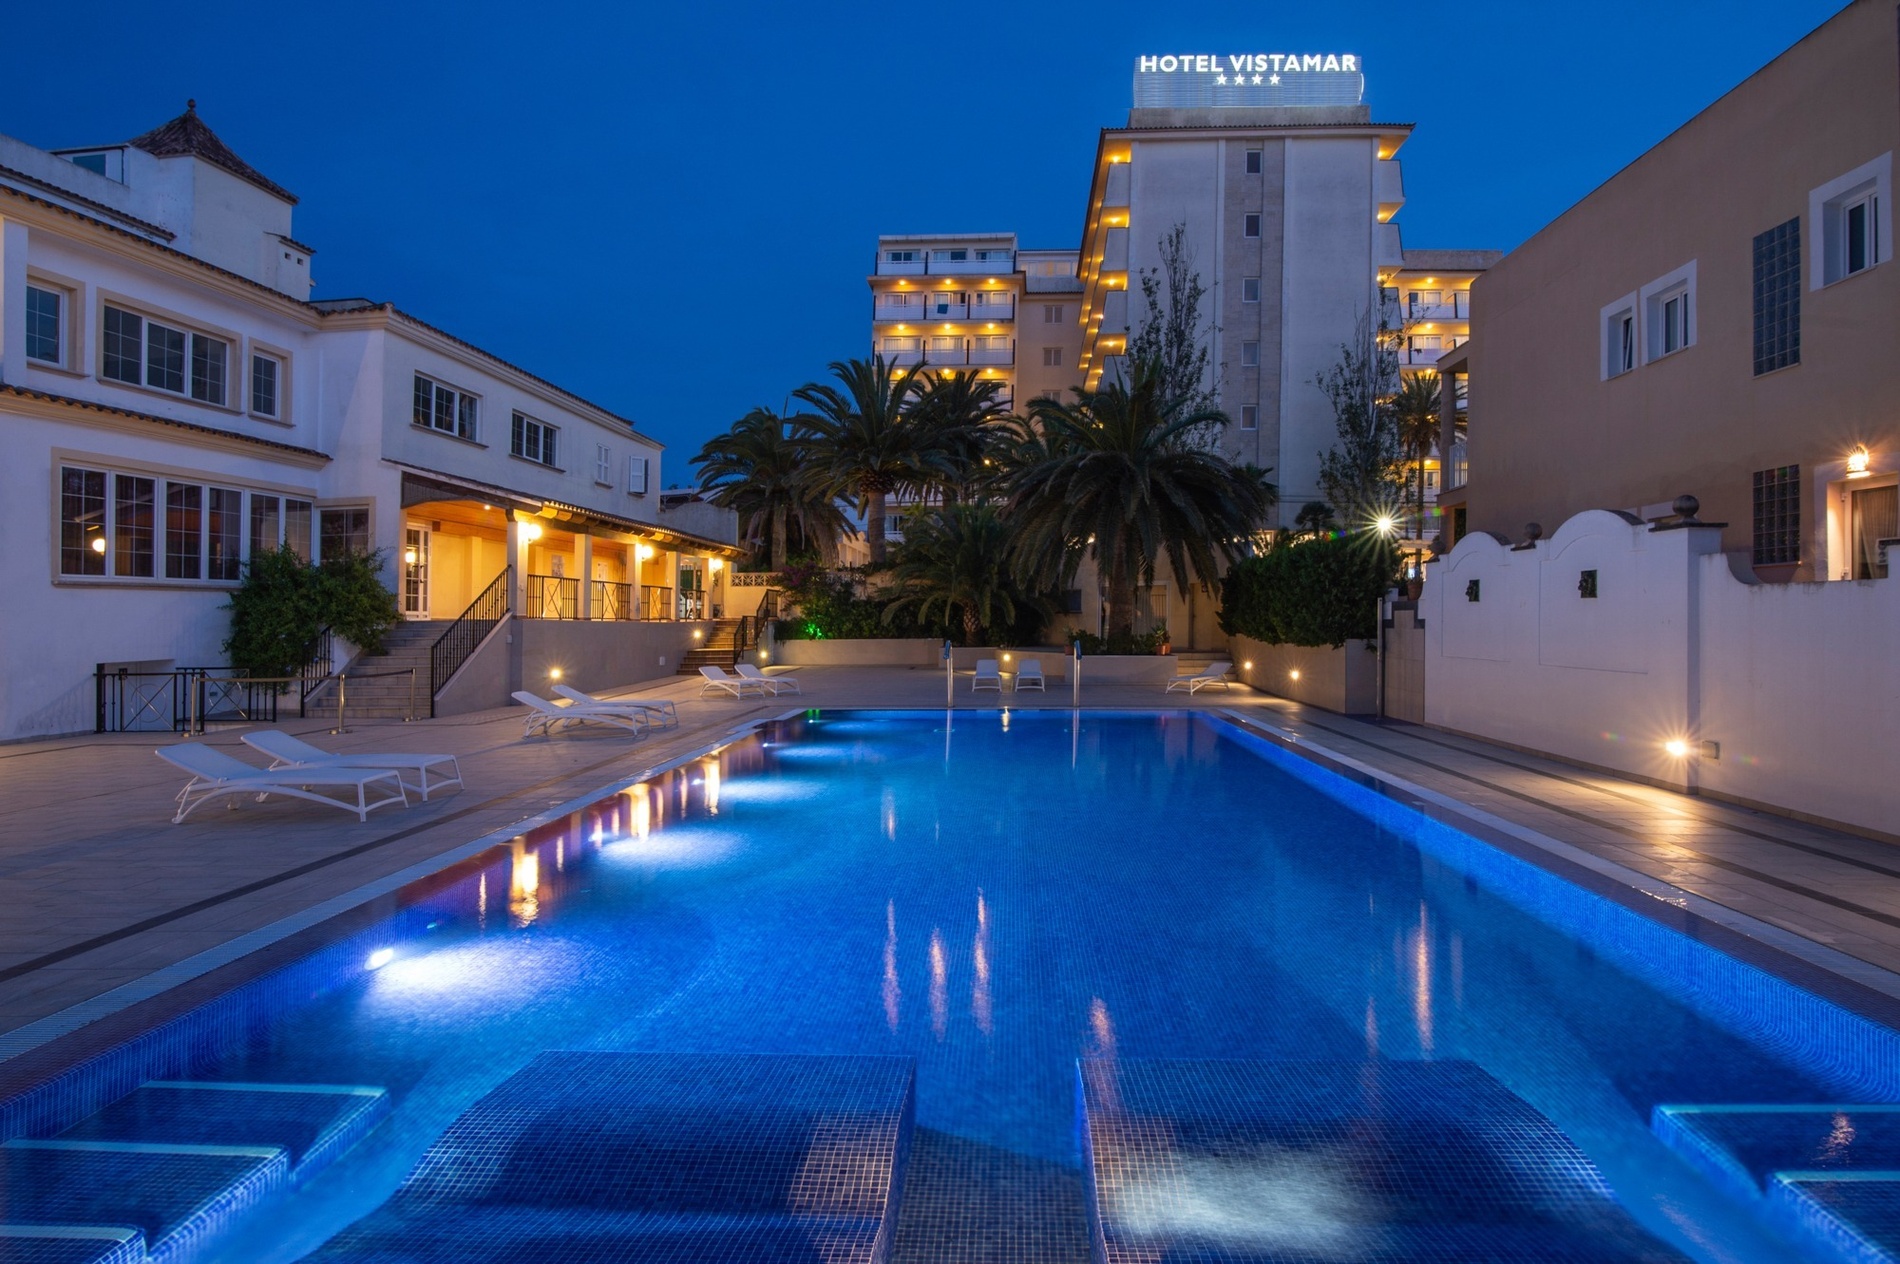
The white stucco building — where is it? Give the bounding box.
[0,104,740,740]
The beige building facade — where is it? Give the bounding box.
[1444,0,1898,582]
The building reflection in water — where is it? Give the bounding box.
[972,889,992,1036]
[929,927,948,1040]
[1411,901,1434,1056]
[883,900,901,1033]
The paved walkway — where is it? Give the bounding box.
[1,664,1896,1054]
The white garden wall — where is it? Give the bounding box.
[1423,508,1900,839]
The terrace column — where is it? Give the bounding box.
[577,534,594,620]
[507,516,530,615]
[0,220,27,378]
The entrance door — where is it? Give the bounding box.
[678,559,704,620]
[403,526,431,618]
[1850,484,1898,579]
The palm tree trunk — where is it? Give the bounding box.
[770,504,787,572]
[1105,554,1136,644]
[866,488,888,565]
[963,605,981,646]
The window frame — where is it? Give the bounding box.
[1600,291,1638,380]
[95,295,239,409]
[1042,346,1063,367]
[594,442,614,487]
[25,277,75,369]
[1240,340,1260,367]
[1244,148,1263,175]
[1639,261,1697,364]
[1752,465,1801,567]
[510,411,560,468]
[249,344,290,421]
[1242,213,1262,239]
[412,372,481,443]
[1241,277,1260,303]
[317,504,373,562]
[1239,404,1259,431]
[1810,152,1892,289]
[1751,218,1801,377]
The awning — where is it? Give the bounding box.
[390,462,743,557]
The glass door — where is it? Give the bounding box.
[403,526,430,618]
[1850,484,1897,579]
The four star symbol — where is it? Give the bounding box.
[1215,71,1283,88]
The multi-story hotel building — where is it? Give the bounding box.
[869,233,1023,409]
[0,105,740,740]
[1387,248,1498,546]
[1441,0,1897,582]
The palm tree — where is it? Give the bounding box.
[1006,358,1277,644]
[910,369,1011,502]
[880,504,1031,645]
[1391,372,1442,548]
[795,356,961,566]
[692,407,847,569]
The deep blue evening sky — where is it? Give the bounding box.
[3,0,1845,478]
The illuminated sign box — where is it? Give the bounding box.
[1134,53,1364,108]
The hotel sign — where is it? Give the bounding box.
[1133,53,1364,109]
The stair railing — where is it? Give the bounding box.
[297,627,336,717]
[430,568,511,716]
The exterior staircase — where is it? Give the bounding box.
[676,619,747,676]
[311,620,452,721]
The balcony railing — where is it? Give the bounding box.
[526,573,580,619]
[639,585,673,621]
[970,301,1016,321]
[873,303,926,322]
[882,350,924,366]
[1406,295,1468,321]
[927,303,969,320]
[970,346,1014,365]
[592,579,635,621]
[927,347,969,366]
[873,252,1016,276]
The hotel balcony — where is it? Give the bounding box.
[927,300,969,320]
[927,346,969,366]
[1376,158,1405,222]
[1406,295,1469,321]
[970,299,1015,321]
[1100,227,1129,274]
[1102,288,1129,335]
[1103,162,1130,208]
[877,257,928,276]
[882,349,924,366]
[970,345,1014,366]
[929,250,1014,276]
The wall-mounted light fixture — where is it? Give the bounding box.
[1664,739,1690,758]
[404,547,418,566]
[1847,445,1872,478]
[549,667,564,681]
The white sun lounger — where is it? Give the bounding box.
[973,659,1002,692]
[553,684,679,727]
[156,743,408,824]
[1013,659,1045,692]
[699,665,767,697]
[241,730,463,801]
[735,663,801,695]
[1165,661,1234,694]
[512,691,647,738]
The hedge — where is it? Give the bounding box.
[1218,533,1398,648]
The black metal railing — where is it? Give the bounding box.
[592,579,635,620]
[298,627,335,715]
[525,573,580,619]
[95,667,282,734]
[757,588,784,623]
[638,585,673,621]
[430,568,511,715]
[735,615,757,657]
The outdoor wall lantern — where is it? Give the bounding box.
[1848,445,1872,478]
[1664,739,1690,758]
[404,547,418,566]
[1465,579,1481,602]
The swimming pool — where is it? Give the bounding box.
[7,709,1897,1263]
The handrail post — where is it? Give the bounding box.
[1072,639,1081,708]
[407,666,416,723]
[334,673,347,735]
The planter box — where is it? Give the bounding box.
[1231,635,1378,715]
[1075,654,1179,685]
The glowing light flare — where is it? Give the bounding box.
[1847,445,1872,476]
[701,758,721,814]
[1289,669,1301,681]
[1412,901,1433,1055]
[90,536,106,554]
[882,901,901,1032]
[509,845,540,927]
[366,947,395,970]
[972,889,992,1036]
[1664,739,1691,758]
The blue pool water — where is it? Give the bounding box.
[59,710,1893,1261]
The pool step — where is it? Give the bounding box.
[57,1081,389,1186]
[309,1050,915,1263]
[1077,1057,1689,1262]
[1653,1104,1900,1263]
[0,1226,144,1264]
[0,1140,286,1264]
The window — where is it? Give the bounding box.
[928,335,962,355]
[975,248,1011,261]
[164,483,202,579]
[1243,214,1261,238]
[1245,148,1263,174]
[1042,346,1063,367]
[885,249,918,263]
[1241,340,1260,367]
[511,412,558,466]
[60,467,107,576]
[1060,589,1084,614]
[1409,335,1443,362]
[1659,291,1689,355]
[251,353,282,418]
[974,335,1010,357]
[627,455,650,495]
[98,305,229,405]
[284,499,312,560]
[1599,290,1638,379]
[26,284,63,364]
[595,443,613,486]
[973,291,1011,310]
[102,306,141,383]
[1752,465,1801,566]
[412,374,478,441]
[113,474,155,577]
[1242,277,1260,303]
[1812,154,1891,286]
[944,249,968,261]
[1043,304,1064,323]
[930,291,967,315]
[1752,218,1801,376]
[1408,289,1442,316]
[319,507,371,559]
[1844,192,1879,275]
[1239,404,1258,430]
[883,291,919,310]
[882,336,920,353]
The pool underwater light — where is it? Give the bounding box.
[366,948,395,970]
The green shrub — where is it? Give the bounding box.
[1219,533,1398,648]
[774,569,917,640]
[224,547,401,679]
[1063,623,1169,656]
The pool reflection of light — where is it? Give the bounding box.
[1113,1149,1366,1257]
[365,948,394,970]
[770,742,883,765]
[363,937,580,1015]
[600,825,740,868]
[717,777,828,806]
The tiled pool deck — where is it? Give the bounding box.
[3,663,1897,1063]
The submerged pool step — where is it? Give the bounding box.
[55,1081,389,1186]
[1653,1105,1900,1264]
[0,1140,286,1264]
[0,1226,144,1264]
[308,1050,916,1263]
[1077,1057,1690,1263]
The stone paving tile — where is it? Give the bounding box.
[0,665,1896,1046]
